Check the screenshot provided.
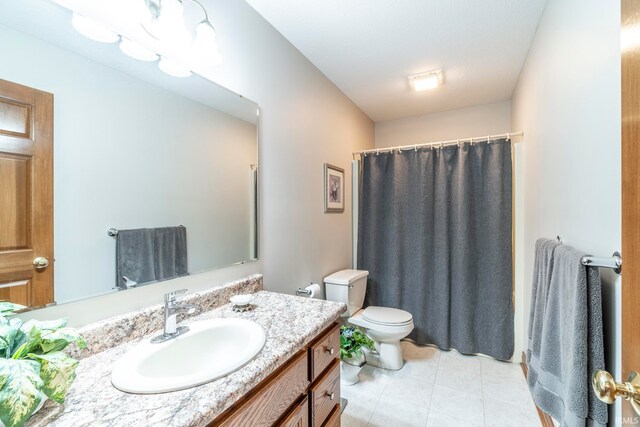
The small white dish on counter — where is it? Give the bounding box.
[111,318,266,394]
[230,294,253,306]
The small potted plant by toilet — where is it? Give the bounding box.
[340,325,375,385]
[0,301,86,427]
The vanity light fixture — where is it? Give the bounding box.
[119,38,159,61]
[408,69,444,92]
[67,0,222,78]
[71,13,119,44]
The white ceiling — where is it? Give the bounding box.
[245,0,548,122]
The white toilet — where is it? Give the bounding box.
[324,269,414,370]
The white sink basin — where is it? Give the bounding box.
[111,318,266,394]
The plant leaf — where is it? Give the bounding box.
[0,358,43,427]
[27,352,78,404]
[0,318,26,360]
[0,320,22,359]
[40,328,86,353]
[339,325,375,360]
[20,319,67,334]
[11,327,41,360]
[0,302,27,317]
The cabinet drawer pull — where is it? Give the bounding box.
[325,346,334,355]
[326,391,335,400]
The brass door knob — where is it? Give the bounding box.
[593,370,640,415]
[33,257,49,270]
[325,347,334,355]
[325,391,335,400]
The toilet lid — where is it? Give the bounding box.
[362,306,413,325]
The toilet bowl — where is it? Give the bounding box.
[348,306,414,370]
[324,269,414,371]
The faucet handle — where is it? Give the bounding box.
[165,289,188,302]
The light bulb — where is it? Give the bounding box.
[194,21,217,51]
[120,38,158,62]
[193,21,222,67]
[149,0,192,46]
[71,13,119,44]
[158,57,191,78]
[134,0,154,25]
[161,0,184,22]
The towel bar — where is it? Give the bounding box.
[581,252,622,275]
[108,225,185,237]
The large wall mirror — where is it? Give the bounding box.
[0,0,259,309]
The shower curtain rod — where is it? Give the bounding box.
[352,131,524,158]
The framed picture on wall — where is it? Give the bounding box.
[324,163,345,213]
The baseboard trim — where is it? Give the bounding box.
[520,351,555,427]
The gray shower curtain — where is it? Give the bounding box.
[357,138,513,360]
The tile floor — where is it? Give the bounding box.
[341,341,540,427]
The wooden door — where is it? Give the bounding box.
[622,0,640,423]
[0,79,53,309]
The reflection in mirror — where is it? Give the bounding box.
[0,0,258,309]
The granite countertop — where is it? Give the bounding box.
[27,290,346,427]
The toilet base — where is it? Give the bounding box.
[364,341,404,371]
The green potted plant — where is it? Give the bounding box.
[0,302,86,427]
[339,325,375,386]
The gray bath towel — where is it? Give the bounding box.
[527,242,607,426]
[527,238,560,384]
[154,226,188,280]
[115,226,188,289]
[116,228,156,290]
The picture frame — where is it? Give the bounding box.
[324,163,345,213]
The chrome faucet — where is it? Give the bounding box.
[151,289,197,343]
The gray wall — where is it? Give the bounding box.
[196,1,375,298]
[203,0,375,297]
[511,0,621,422]
[375,100,512,148]
[23,0,374,324]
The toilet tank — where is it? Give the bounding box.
[324,269,369,317]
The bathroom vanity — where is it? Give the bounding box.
[213,322,341,426]
[26,275,345,427]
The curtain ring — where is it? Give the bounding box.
[506,132,511,141]
[414,144,418,152]
[439,141,444,150]
[487,135,491,143]
[457,139,461,148]
[376,149,380,156]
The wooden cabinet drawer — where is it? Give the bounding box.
[309,323,340,381]
[310,359,340,427]
[215,350,309,427]
[321,404,340,427]
[276,394,309,427]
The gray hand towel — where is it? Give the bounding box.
[527,243,607,427]
[116,228,156,289]
[154,226,188,280]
